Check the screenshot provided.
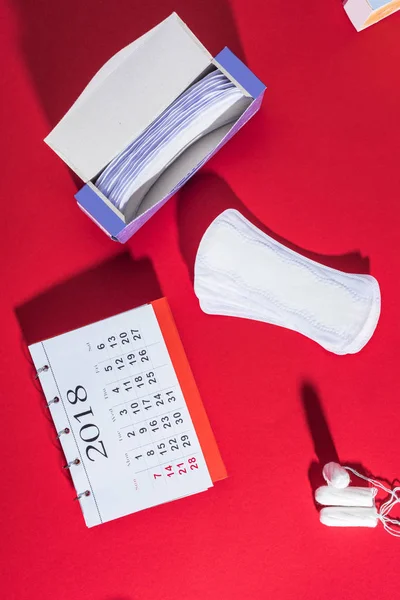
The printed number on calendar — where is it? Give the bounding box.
[66,385,108,462]
[153,390,176,406]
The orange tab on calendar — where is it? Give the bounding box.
[152,298,227,484]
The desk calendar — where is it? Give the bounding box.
[29,298,226,527]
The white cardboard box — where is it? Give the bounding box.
[344,0,400,31]
[45,13,266,243]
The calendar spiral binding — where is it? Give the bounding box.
[56,427,70,438]
[35,364,49,379]
[36,364,90,502]
[64,458,81,469]
[74,490,91,501]
[47,396,60,407]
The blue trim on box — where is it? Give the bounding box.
[369,0,391,9]
[214,47,266,99]
[75,184,125,237]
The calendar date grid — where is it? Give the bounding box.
[101,362,169,387]
[96,340,159,361]
[135,452,203,474]
[129,428,203,489]
[119,407,190,443]
[104,367,169,402]
[118,405,191,453]
[139,453,204,489]
[96,343,161,372]
[94,324,160,381]
[110,382,182,429]
[93,326,144,361]
[126,428,200,485]
[96,336,160,381]
[99,323,170,410]
[111,385,182,409]
[93,315,208,490]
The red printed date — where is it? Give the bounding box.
[175,457,199,476]
[152,457,199,480]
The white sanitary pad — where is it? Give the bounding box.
[194,209,381,355]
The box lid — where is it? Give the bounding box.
[45,13,212,182]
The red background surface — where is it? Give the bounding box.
[1,1,400,598]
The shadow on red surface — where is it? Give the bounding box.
[12,0,245,129]
[301,381,370,510]
[15,251,162,482]
[15,252,161,347]
[177,171,371,283]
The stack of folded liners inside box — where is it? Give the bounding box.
[96,69,245,221]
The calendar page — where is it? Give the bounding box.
[29,299,223,527]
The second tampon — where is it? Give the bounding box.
[315,486,377,507]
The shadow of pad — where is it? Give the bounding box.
[177,172,371,283]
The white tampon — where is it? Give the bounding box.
[315,486,377,507]
[320,506,379,528]
[322,462,350,489]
